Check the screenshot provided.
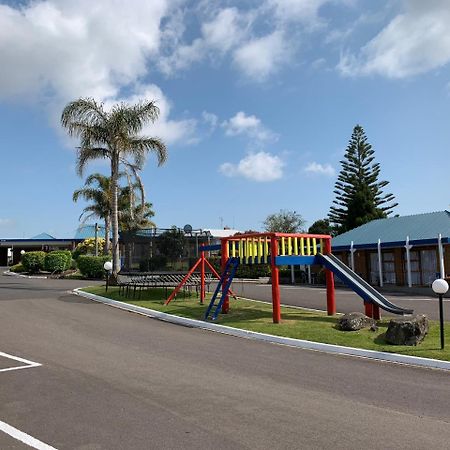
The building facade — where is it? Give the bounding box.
[332,211,449,287]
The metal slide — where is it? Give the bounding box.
[317,253,413,315]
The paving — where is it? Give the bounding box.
[1,274,450,449]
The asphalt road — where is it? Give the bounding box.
[232,281,450,321]
[1,274,450,449]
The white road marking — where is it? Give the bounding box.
[0,351,41,373]
[0,421,57,450]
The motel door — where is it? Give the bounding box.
[420,250,437,286]
[369,252,396,285]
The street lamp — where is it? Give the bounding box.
[104,261,113,292]
[432,278,449,350]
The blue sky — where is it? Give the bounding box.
[0,0,449,238]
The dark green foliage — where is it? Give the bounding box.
[77,255,111,278]
[329,125,397,233]
[44,251,72,272]
[139,255,168,272]
[10,263,25,273]
[263,210,305,233]
[157,226,186,259]
[22,251,46,273]
[308,219,335,236]
[208,258,270,279]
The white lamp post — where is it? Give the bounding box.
[432,278,449,349]
[104,261,113,292]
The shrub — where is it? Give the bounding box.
[207,258,270,279]
[22,251,46,273]
[44,251,70,273]
[10,263,25,273]
[77,255,111,278]
[73,238,106,259]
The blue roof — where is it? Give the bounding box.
[74,224,107,240]
[30,232,56,240]
[332,211,450,249]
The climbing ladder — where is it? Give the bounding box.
[204,257,239,321]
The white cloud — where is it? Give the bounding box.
[220,152,284,182]
[337,0,450,78]
[110,84,197,145]
[202,111,219,130]
[222,111,277,142]
[0,1,197,145]
[304,162,335,176]
[233,31,290,81]
[0,218,15,228]
[268,0,329,25]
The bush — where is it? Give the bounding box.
[73,238,106,259]
[77,255,111,278]
[207,258,270,279]
[44,251,71,273]
[22,251,46,273]
[10,263,25,273]
[139,255,168,272]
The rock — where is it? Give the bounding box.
[369,324,378,333]
[338,312,376,331]
[385,315,429,346]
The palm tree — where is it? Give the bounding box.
[61,98,167,276]
[72,173,112,254]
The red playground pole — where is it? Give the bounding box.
[200,248,205,304]
[270,236,281,323]
[324,238,336,315]
[221,239,230,314]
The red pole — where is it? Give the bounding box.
[200,248,205,304]
[221,239,230,314]
[324,237,336,315]
[372,304,380,320]
[364,302,373,318]
[270,236,281,324]
[165,258,201,305]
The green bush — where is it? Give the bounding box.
[10,263,25,273]
[44,251,71,273]
[77,255,111,278]
[22,251,46,273]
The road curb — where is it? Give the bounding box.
[3,270,48,279]
[73,288,450,371]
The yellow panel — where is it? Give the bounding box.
[258,238,263,261]
[294,237,298,255]
[300,237,304,256]
[287,237,292,255]
[231,241,236,257]
[312,238,317,255]
[264,238,269,263]
[281,237,285,256]
[320,239,324,254]
[306,237,311,256]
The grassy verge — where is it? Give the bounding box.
[82,286,450,362]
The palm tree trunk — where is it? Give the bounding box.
[111,154,120,276]
[104,215,111,255]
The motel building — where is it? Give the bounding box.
[331,211,450,288]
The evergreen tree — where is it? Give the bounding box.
[329,125,397,233]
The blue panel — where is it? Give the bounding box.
[275,256,318,265]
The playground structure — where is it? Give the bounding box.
[166,232,413,323]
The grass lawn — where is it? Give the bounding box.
[82,285,450,362]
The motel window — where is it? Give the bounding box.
[420,249,437,286]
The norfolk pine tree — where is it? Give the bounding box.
[329,125,397,233]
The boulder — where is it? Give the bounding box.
[385,315,429,346]
[338,312,376,331]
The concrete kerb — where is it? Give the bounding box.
[73,288,450,372]
[3,270,48,279]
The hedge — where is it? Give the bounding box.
[10,263,25,273]
[44,251,72,273]
[77,255,111,279]
[22,251,46,273]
